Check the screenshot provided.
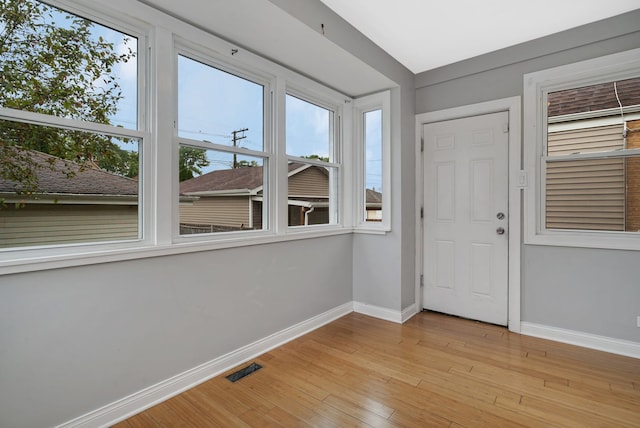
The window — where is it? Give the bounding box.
[0,0,144,250]
[354,90,391,232]
[285,93,340,227]
[524,48,640,250]
[176,53,269,237]
[0,0,356,271]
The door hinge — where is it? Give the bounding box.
[420,274,424,287]
[420,137,424,152]
[503,123,509,133]
[420,206,424,219]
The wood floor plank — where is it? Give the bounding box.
[118,312,640,427]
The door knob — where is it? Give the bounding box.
[496,227,505,235]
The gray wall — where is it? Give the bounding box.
[416,10,640,343]
[0,1,417,426]
[270,0,417,312]
[0,236,353,428]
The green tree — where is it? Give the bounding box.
[236,159,258,168]
[0,0,136,192]
[179,146,210,181]
[303,154,330,162]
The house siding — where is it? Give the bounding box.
[288,167,329,197]
[179,196,251,230]
[546,124,625,231]
[626,119,640,231]
[0,204,138,248]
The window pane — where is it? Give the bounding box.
[545,77,640,233]
[364,109,382,222]
[547,77,640,157]
[287,162,334,226]
[0,0,138,128]
[545,154,640,232]
[178,146,265,234]
[286,94,332,160]
[0,120,140,248]
[178,55,264,151]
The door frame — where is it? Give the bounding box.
[415,97,522,333]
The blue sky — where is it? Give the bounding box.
[47,1,381,189]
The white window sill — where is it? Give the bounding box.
[353,227,390,235]
[0,227,353,275]
[526,230,640,251]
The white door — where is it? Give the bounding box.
[422,111,509,325]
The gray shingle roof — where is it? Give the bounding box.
[180,162,306,193]
[366,188,382,204]
[0,148,138,196]
[548,77,640,117]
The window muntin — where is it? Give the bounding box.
[0,1,143,251]
[285,93,339,227]
[523,48,640,250]
[178,55,264,151]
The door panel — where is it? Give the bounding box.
[423,111,509,325]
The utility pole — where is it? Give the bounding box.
[231,128,248,168]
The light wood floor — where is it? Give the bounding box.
[115,312,640,427]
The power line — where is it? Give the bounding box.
[231,128,248,168]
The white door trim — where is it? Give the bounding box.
[415,97,522,333]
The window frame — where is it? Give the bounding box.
[353,90,391,233]
[523,48,640,250]
[0,0,152,263]
[0,0,358,274]
[283,85,345,232]
[172,44,275,242]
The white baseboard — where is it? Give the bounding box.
[353,301,418,324]
[57,302,354,428]
[401,303,419,323]
[520,322,640,359]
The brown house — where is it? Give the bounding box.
[179,162,331,233]
[179,162,384,233]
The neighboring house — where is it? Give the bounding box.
[546,77,640,232]
[179,162,329,232]
[179,162,384,232]
[0,149,139,247]
[365,188,383,221]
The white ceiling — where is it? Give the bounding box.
[319,0,640,74]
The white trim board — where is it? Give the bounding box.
[415,96,522,333]
[353,301,419,324]
[56,302,354,428]
[521,322,640,359]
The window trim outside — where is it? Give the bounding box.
[354,90,391,233]
[523,48,640,250]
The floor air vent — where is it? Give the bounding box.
[226,362,262,382]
